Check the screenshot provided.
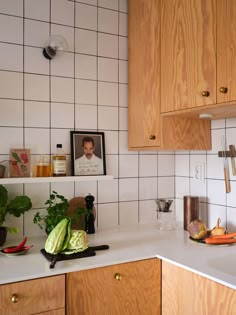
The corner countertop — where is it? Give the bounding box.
[0,224,236,290]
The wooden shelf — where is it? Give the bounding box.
[0,175,114,185]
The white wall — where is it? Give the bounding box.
[0,0,175,238]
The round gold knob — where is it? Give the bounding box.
[114,273,121,281]
[202,91,210,97]
[11,294,19,303]
[149,135,156,140]
[219,87,228,94]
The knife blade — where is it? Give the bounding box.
[229,145,236,176]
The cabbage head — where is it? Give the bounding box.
[62,230,88,255]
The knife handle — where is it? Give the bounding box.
[224,163,231,193]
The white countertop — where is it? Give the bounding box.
[1,224,236,290]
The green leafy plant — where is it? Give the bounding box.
[33,191,86,235]
[0,184,32,232]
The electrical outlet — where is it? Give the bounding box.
[193,163,205,182]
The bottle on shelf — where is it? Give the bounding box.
[36,155,51,177]
[52,144,67,177]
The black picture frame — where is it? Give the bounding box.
[70,131,106,176]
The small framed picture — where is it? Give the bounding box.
[70,131,106,176]
[9,148,31,177]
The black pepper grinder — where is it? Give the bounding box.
[85,194,95,234]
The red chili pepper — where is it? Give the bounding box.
[4,237,27,253]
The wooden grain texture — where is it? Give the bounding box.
[162,261,236,315]
[161,0,216,113]
[217,0,236,103]
[42,309,65,315]
[0,275,65,315]
[128,0,161,148]
[66,259,161,315]
[161,116,211,150]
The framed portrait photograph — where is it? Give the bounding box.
[70,131,106,176]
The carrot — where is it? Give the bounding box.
[205,237,236,244]
[210,232,236,239]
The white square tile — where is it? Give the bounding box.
[158,177,174,198]
[119,201,138,226]
[25,101,50,128]
[0,127,23,153]
[211,119,225,129]
[208,128,225,154]
[119,60,128,83]
[75,104,97,130]
[25,128,50,154]
[75,54,97,80]
[51,24,74,53]
[190,154,207,177]
[98,8,118,34]
[0,43,23,71]
[175,198,184,226]
[0,71,23,99]
[207,204,226,230]
[98,179,118,203]
[98,82,118,106]
[98,33,118,58]
[24,19,49,47]
[119,83,128,107]
[0,0,23,16]
[24,183,50,208]
[51,129,71,155]
[119,36,128,60]
[119,0,128,13]
[226,127,236,150]
[98,106,118,130]
[24,74,49,101]
[76,0,97,5]
[25,0,50,22]
[119,130,137,154]
[24,209,47,237]
[0,15,23,44]
[139,155,157,177]
[175,154,189,176]
[190,178,207,200]
[139,177,157,200]
[106,154,118,177]
[51,103,74,129]
[97,203,118,229]
[226,181,236,207]
[175,177,190,198]
[51,77,74,103]
[139,200,157,224]
[75,79,97,104]
[226,118,236,128]
[75,181,98,201]
[75,3,97,30]
[51,52,74,78]
[51,0,74,26]
[207,155,224,179]
[24,46,49,75]
[119,107,128,130]
[207,179,226,205]
[103,131,118,154]
[51,182,75,200]
[119,12,128,36]
[75,29,97,55]
[158,154,174,176]
[0,100,23,127]
[119,178,138,201]
[98,57,118,82]
[226,206,236,232]
[98,0,118,10]
[119,154,138,177]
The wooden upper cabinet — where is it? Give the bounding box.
[161,0,216,113]
[217,0,236,103]
[128,0,161,149]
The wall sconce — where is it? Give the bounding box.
[43,35,68,60]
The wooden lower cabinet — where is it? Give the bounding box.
[66,258,161,315]
[0,275,65,315]
[162,260,236,315]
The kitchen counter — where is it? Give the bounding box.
[0,224,236,290]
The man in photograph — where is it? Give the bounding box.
[75,136,103,175]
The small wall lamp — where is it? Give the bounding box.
[43,35,68,60]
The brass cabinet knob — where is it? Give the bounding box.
[114,273,121,281]
[201,91,210,97]
[11,294,19,303]
[149,135,156,140]
[219,87,228,93]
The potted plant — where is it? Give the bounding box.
[0,184,32,246]
[33,191,87,235]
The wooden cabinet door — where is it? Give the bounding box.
[162,261,236,315]
[128,0,161,149]
[161,0,216,113]
[217,0,236,103]
[66,259,161,315]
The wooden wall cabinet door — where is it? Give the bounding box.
[162,261,236,315]
[128,0,161,149]
[161,0,216,113]
[66,259,161,315]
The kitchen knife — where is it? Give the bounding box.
[229,145,236,176]
[221,136,231,193]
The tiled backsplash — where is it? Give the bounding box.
[0,0,175,238]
